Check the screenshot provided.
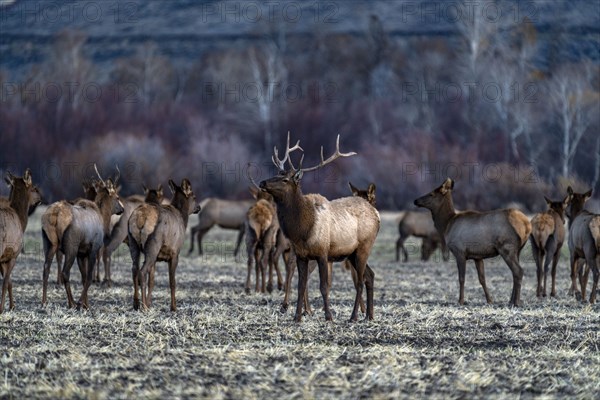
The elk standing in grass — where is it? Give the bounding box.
[244,188,280,294]
[41,168,124,309]
[101,185,164,287]
[565,187,599,303]
[530,196,569,298]
[414,178,531,306]
[128,179,200,311]
[187,198,253,257]
[0,169,41,313]
[260,135,380,322]
[396,211,449,262]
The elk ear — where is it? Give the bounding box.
[562,195,571,208]
[249,186,259,199]
[157,185,163,197]
[544,196,552,206]
[440,178,454,194]
[143,184,149,195]
[181,179,193,197]
[168,179,177,195]
[293,170,303,183]
[567,186,574,195]
[584,189,593,200]
[23,168,32,187]
[348,182,359,196]
[368,183,376,204]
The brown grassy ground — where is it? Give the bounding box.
[1,210,598,399]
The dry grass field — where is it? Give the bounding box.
[1,210,599,399]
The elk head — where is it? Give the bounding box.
[566,186,592,221]
[94,164,124,215]
[544,195,570,223]
[169,179,201,215]
[259,133,356,201]
[349,182,376,206]
[414,178,454,210]
[4,169,41,208]
[143,184,164,204]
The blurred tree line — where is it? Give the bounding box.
[0,2,598,210]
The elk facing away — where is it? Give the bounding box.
[259,134,380,322]
[396,211,449,262]
[100,185,164,286]
[0,169,41,313]
[414,178,531,306]
[41,170,124,309]
[187,198,253,257]
[529,196,569,297]
[128,179,200,311]
[565,187,598,303]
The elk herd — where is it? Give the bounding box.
[0,135,599,322]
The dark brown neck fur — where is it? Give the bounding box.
[170,192,191,228]
[9,182,30,232]
[273,185,316,245]
[431,194,457,237]
[94,190,114,236]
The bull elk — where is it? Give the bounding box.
[0,169,42,313]
[529,196,569,297]
[259,134,380,322]
[396,211,449,262]
[128,179,200,311]
[565,187,599,303]
[100,185,164,286]
[414,178,531,306]
[187,198,253,257]
[41,166,124,308]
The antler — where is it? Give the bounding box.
[114,164,121,186]
[299,135,356,173]
[246,163,261,189]
[94,163,106,187]
[272,131,303,171]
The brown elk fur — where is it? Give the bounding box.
[100,185,164,286]
[566,187,598,303]
[260,135,380,322]
[0,169,41,313]
[529,196,569,297]
[590,217,600,250]
[414,178,532,306]
[128,179,200,311]
[396,211,449,262]
[188,198,253,256]
[41,179,124,308]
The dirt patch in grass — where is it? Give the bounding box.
[1,211,598,398]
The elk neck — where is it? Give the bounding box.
[171,192,192,228]
[8,183,30,232]
[273,185,315,244]
[95,190,115,235]
[430,194,457,238]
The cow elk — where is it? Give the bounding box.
[41,167,124,309]
[414,178,531,306]
[530,196,569,297]
[100,185,164,286]
[259,134,380,322]
[565,187,599,303]
[187,198,253,257]
[396,211,449,262]
[0,169,41,313]
[128,179,200,311]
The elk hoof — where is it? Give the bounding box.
[266,283,273,293]
[245,288,251,295]
[349,315,359,323]
[101,279,112,288]
[574,291,582,302]
[550,291,556,297]
[280,303,288,313]
[324,311,333,321]
[293,314,302,323]
[133,299,140,311]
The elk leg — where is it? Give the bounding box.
[455,256,467,305]
[280,251,294,313]
[550,249,560,297]
[254,248,261,293]
[187,225,198,255]
[348,260,366,314]
[62,252,77,309]
[245,232,257,294]
[168,256,178,311]
[234,227,245,258]
[56,250,64,285]
[589,255,599,304]
[42,234,58,306]
[350,252,367,322]
[196,228,210,256]
[294,257,309,322]
[581,260,590,303]
[569,253,581,297]
[396,236,408,262]
[364,263,375,320]
[531,241,542,298]
[130,242,141,311]
[543,242,557,298]
[271,241,284,291]
[78,254,95,310]
[260,248,268,294]
[317,257,333,321]
[474,259,493,304]
[139,247,159,310]
[147,263,156,307]
[102,245,111,288]
[499,246,524,307]
[0,261,13,313]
